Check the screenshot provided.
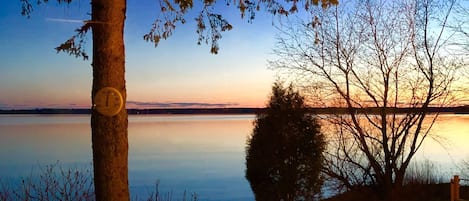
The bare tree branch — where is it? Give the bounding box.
[271,0,461,198]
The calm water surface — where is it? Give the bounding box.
[0,114,468,200]
[0,114,254,201]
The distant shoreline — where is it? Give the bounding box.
[1,106,468,115]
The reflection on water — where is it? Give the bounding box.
[0,114,468,200]
[128,115,254,201]
[0,115,92,177]
[415,115,469,169]
[0,114,255,201]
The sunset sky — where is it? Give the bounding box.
[0,1,281,109]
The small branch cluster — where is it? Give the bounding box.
[21,0,90,60]
[55,23,92,60]
[144,0,338,54]
[144,0,234,54]
[20,0,73,18]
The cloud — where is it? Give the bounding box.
[127,101,239,108]
[0,101,239,110]
[0,103,36,110]
[45,18,84,23]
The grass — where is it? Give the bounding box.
[3,160,467,201]
[132,180,198,201]
[324,160,467,201]
[0,162,94,201]
[0,162,198,201]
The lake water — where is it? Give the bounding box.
[0,114,468,200]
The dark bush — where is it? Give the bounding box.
[245,82,325,201]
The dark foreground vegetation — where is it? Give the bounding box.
[246,82,325,200]
[322,158,469,201]
[244,83,469,201]
[0,163,198,201]
[325,184,469,201]
[1,161,466,201]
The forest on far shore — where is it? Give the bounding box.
[1,106,469,115]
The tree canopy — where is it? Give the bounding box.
[21,0,338,57]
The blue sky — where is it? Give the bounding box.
[0,0,281,109]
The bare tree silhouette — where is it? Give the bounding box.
[271,0,462,200]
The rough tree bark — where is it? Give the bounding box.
[90,0,129,200]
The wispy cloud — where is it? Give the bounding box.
[127,101,239,108]
[0,103,37,110]
[45,17,84,23]
[0,102,91,110]
[0,101,239,110]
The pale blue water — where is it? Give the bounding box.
[1,114,469,200]
[0,114,255,201]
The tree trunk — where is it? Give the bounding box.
[91,0,129,200]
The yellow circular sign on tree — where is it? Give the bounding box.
[94,87,123,117]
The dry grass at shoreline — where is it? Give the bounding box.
[0,162,198,201]
[324,183,469,201]
[325,160,468,201]
[1,160,468,201]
